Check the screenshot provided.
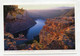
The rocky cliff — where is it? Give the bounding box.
[5,11,36,34]
[39,17,75,49]
[4,5,36,34]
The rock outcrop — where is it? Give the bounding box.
[39,17,75,49]
[4,33,17,50]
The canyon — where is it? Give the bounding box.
[4,5,75,50]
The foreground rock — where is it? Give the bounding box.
[4,33,17,50]
[39,17,75,49]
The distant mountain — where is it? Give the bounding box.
[27,7,74,19]
[55,7,74,10]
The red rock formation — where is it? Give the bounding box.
[39,17,75,49]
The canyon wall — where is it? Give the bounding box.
[5,11,36,34]
[4,5,36,34]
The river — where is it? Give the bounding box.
[15,19,45,45]
[26,19,45,40]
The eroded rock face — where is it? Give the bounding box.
[39,17,75,49]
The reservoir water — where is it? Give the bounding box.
[26,19,45,40]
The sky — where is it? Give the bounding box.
[18,4,74,10]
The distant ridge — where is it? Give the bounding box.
[27,7,74,19]
[60,8,74,17]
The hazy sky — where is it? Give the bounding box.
[18,4,74,10]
